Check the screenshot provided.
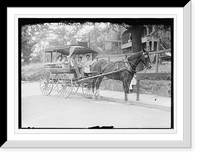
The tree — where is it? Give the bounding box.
[21,19,171,66]
[21,25,37,64]
[150,25,171,49]
[83,22,120,54]
[121,24,143,53]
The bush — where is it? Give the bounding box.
[21,63,44,81]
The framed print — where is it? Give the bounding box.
[2,1,191,148]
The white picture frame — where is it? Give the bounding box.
[1,1,192,149]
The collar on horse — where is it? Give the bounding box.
[124,59,137,74]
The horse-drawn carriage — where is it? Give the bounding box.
[39,45,99,98]
[40,44,152,102]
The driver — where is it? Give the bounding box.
[70,55,84,79]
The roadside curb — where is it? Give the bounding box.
[76,92,170,112]
[100,96,171,112]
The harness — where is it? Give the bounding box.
[124,59,136,73]
[92,54,149,77]
[124,54,149,74]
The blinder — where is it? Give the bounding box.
[143,52,149,58]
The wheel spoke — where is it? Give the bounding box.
[58,85,64,94]
[82,82,93,98]
[40,84,45,90]
[81,81,97,98]
[57,74,72,98]
[39,70,53,96]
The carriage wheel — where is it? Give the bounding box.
[57,73,73,98]
[82,81,96,98]
[71,81,80,95]
[52,74,60,89]
[39,70,53,96]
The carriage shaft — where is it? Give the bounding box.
[76,68,127,83]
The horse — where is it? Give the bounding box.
[90,50,152,102]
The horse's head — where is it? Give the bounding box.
[126,50,152,73]
[141,51,152,69]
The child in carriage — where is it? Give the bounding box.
[83,54,92,73]
[56,55,69,68]
[56,55,62,68]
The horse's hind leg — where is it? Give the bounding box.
[91,78,97,100]
[96,77,103,100]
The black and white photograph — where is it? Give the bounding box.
[20,18,173,129]
[4,3,193,149]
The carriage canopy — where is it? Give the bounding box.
[44,45,98,61]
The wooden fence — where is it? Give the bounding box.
[96,48,171,73]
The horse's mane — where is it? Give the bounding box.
[127,51,143,62]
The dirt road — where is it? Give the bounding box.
[21,82,171,128]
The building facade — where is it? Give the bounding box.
[121,25,171,53]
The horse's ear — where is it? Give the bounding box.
[143,51,147,55]
[143,47,147,52]
[142,47,147,55]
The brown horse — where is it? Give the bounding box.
[90,50,152,102]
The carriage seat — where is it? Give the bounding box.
[84,72,92,77]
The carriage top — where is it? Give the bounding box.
[44,44,98,61]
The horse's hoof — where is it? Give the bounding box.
[92,95,96,100]
[125,101,132,105]
[97,96,101,100]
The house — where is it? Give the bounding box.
[103,25,171,55]
[121,25,171,53]
[120,25,158,53]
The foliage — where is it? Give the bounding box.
[21,22,121,65]
[150,25,171,49]
[21,21,171,65]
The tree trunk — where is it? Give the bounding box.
[129,25,144,71]
[130,25,143,53]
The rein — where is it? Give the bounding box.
[125,53,150,74]
[125,58,142,73]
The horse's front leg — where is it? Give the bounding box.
[124,91,128,101]
[123,81,128,102]
[123,81,132,105]
[125,92,132,105]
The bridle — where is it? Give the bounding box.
[125,52,151,74]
